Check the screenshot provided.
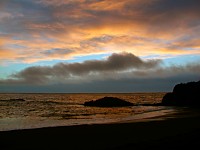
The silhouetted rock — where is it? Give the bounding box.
[84,97,134,107]
[162,81,200,106]
[4,98,26,102]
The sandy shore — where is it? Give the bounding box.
[1,108,200,150]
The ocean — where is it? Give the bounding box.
[0,93,178,131]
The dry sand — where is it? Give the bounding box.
[1,108,200,150]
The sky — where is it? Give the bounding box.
[0,0,200,93]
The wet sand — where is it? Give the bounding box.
[1,108,200,150]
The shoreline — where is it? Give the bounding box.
[0,106,179,132]
[1,108,200,150]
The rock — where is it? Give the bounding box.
[162,93,177,106]
[84,97,134,107]
[162,81,200,106]
[9,98,25,102]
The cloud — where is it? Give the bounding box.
[1,0,200,93]
[1,52,159,84]
[1,52,200,92]
[0,0,200,64]
[1,62,200,93]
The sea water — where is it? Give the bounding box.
[0,93,177,131]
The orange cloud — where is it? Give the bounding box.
[0,0,199,64]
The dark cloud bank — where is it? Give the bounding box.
[0,52,200,93]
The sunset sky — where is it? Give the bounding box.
[0,0,200,92]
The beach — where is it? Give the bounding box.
[1,0,200,149]
[1,108,200,150]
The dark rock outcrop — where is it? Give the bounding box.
[162,81,200,106]
[9,98,25,102]
[84,97,134,107]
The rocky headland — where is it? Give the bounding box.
[162,80,200,106]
